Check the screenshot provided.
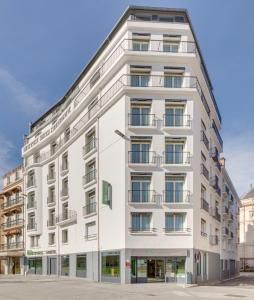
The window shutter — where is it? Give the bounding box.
[102,180,112,208]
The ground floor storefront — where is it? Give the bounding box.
[0,256,25,275]
[24,248,235,284]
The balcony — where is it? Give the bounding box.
[210,175,219,189]
[56,210,77,227]
[210,235,219,245]
[222,184,230,197]
[201,163,209,181]
[1,197,23,211]
[212,120,223,149]
[2,219,24,230]
[201,131,209,150]
[83,169,96,187]
[47,172,56,184]
[0,242,24,252]
[128,190,156,205]
[164,227,191,234]
[128,151,156,165]
[163,152,190,165]
[129,227,156,234]
[163,190,190,204]
[128,113,156,127]
[60,164,69,176]
[222,206,229,215]
[201,198,209,212]
[27,221,37,231]
[209,207,221,222]
[123,39,196,54]
[82,138,97,158]
[83,202,97,216]
[201,231,208,237]
[163,114,191,128]
[229,194,234,204]
[222,227,229,236]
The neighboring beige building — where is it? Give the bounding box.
[239,186,254,271]
[0,165,25,274]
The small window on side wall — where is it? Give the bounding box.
[102,181,112,208]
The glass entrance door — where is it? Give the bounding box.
[147,259,165,282]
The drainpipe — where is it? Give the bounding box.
[97,116,100,282]
[57,154,60,278]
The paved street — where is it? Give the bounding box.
[0,273,253,300]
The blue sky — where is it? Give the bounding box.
[0,0,253,195]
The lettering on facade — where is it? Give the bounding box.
[23,106,72,153]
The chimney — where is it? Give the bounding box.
[220,157,226,167]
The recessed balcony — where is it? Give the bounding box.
[83,202,97,217]
[27,200,36,210]
[82,138,97,159]
[27,221,37,231]
[82,170,97,188]
[47,218,56,229]
[60,165,69,177]
[47,196,56,206]
[47,172,56,184]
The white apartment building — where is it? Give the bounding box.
[22,6,239,284]
[239,186,254,271]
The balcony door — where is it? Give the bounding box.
[166,213,186,232]
[131,106,151,126]
[165,176,184,203]
[165,106,184,127]
[165,143,184,164]
[131,177,151,203]
[131,143,150,163]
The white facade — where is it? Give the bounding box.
[22,6,239,283]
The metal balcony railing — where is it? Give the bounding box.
[163,190,190,204]
[1,197,23,209]
[164,227,190,233]
[2,219,24,230]
[222,206,229,215]
[128,113,156,127]
[128,151,156,164]
[83,138,96,155]
[210,146,219,162]
[201,198,209,212]
[222,184,230,196]
[222,227,229,236]
[212,120,223,148]
[201,130,209,150]
[83,169,96,185]
[128,190,156,203]
[83,202,97,216]
[163,114,191,128]
[56,210,77,224]
[0,242,24,252]
[210,235,219,245]
[27,180,35,188]
[163,151,190,165]
[129,227,156,233]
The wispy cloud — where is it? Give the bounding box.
[0,67,46,115]
[0,134,16,189]
[223,132,254,197]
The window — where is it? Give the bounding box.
[48,186,56,204]
[163,35,181,53]
[51,141,57,155]
[33,152,40,163]
[27,212,36,230]
[62,229,68,244]
[84,130,96,154]
[131,174,151,203]
[27,170,35,188]
[131,212,151,232]
[64,127,70,142]
[61,255,69,276]
[27,192,35,209]
[164,69,184,88]
[62,203,68,220]
[102,181,112,207]
[130,104,152,126]
[85,161,96,184]
[165,105,186,127]
[165,212,186,232]
[85,221,96,240]
[48,163,55,180]
[7,176,10,185]
[130,66,151,87]
[48,209,55,227]
[132,33,150,51]
[101,252,120,278]
[30,235,39,248]
[130,140,151,163]
[48,233,55,245]
[90,70,100,88]
[201,219,207,236]
[76,255,87,277]
[85,190,96,215]
[62,152,68,171]
[61,178,68,197]
[165,175,186,203]
[165,141,186,164]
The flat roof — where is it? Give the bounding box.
[30,5,218,130]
